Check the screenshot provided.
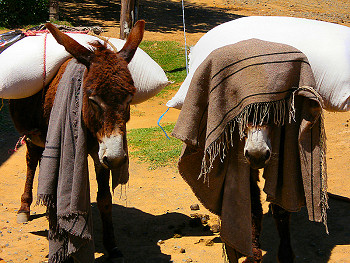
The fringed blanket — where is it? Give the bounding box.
[37,59,94,263]
[172,39,328,257]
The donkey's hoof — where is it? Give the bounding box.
[17,212,30,223]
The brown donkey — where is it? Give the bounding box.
[9,20,145,261]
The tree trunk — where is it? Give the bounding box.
[120,0,139,39]
[49,0,59,21]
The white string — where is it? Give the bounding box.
[181,0,189,74]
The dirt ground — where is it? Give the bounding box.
[1,0,350,262]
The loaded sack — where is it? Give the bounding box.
[0,29,169,104]
[167,16,350,112]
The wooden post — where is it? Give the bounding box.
[120,0,139,39]
[49,0,59,21]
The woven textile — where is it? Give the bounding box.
[172,39,328,256]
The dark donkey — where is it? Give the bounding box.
[9,20,145,260]
[172,39,328,263]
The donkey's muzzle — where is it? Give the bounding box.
[244,148,271,170]
[244,125,272,169]
[98,133,127,170]
[102,154,127,169]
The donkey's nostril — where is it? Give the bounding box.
[244,150,250,159]
[265,150,271,161]
[102,156,110,167]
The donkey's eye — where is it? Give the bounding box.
[122,94,133,110]
[89,98,102,112]
[89,96,107,113]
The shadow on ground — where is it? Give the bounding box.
[92,203,216,263]
[88,197,349,262]
[60,0,242,33]
[260,197,350,262]
[0,100,21,166]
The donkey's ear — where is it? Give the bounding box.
[46,23,94,68]
[118,20,145,64]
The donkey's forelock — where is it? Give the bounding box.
[84,41,136,95]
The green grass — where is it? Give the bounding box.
[126,41,188,169]
[127,123,182,170]
[139,41,188,95]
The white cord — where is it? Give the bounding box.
[181,0,189,74]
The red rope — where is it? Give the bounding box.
[43,32,47,89]
[24,30,89,36]
[8,136,26,154]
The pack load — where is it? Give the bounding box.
[0,31,169,104]
[166,16,350,112]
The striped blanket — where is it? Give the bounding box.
[172,39,327,257]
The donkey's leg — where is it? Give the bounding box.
[243,168,263,263]
[95,165,123,259]
[17,141,43,223]
[224,243,242,263]
[271,204,294,263]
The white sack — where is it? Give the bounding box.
[0,33,169,104]
[166,16,350,112]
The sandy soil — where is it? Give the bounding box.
[0,0,350,262]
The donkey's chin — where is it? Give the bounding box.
[246,157,271,170]
[248,162,267,170]
[100,155,127,170]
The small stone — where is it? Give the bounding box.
[190,204,200,211]
[194,238,205,244]
[185,259,193,263]
[173,233,182,238]
[180,248,186,253]
[211,224,221,233]
[205,239,214,246]
[157,240,164,245]
[200,214,210,224]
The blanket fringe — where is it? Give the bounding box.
[36,194,56,208]
[199,96,293,182]
[319,110,329,233]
